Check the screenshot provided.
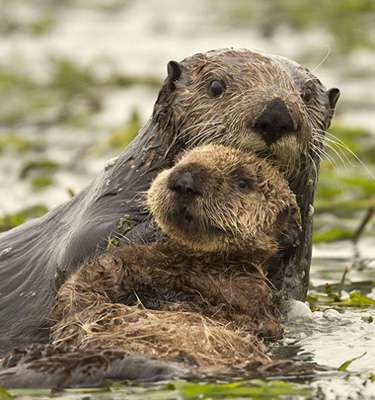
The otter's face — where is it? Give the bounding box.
[153,49,340,177]
[147,145,300,253]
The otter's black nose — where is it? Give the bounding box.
[253,99,296,145]
[168,171,201,197]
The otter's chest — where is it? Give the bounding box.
[119,261,263,314]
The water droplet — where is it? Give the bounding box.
[323,308,341,321]
[0,247,12,258]
[104,156,118,171]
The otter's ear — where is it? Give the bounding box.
[327,88,340,110]
[152,61,183,120]
[167,61,182,87]
[167,61,182,81]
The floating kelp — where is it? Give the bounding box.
[0,204,48,233]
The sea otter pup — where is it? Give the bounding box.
[0,48,339,354]
[0,145,301,388]
[50,145,301,368]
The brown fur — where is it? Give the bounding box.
[51,145,300,369]
[148,144,300,253]
[0,49,338,358]
[155,49,335,178]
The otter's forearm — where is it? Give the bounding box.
[52,253,127,320]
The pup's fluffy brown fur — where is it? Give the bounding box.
[51,145,300,369]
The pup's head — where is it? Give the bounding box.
[147,145,301,254]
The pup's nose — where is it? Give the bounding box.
[253,99,296,145]
[168,171,201,197]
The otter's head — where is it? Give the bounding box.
[153,49,340,177]
[147,145,301,254]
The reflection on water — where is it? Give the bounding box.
[274,239,375,397]
[312,239,375,285]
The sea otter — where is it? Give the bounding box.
[0,49,339,354]
[0,144,301,388]
[51,145,300,367]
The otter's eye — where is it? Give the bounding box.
[208,80,226,98]
[301,87,313,104]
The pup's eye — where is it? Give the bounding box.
[208,80,226,98]
[238,179,250,191]
[301,87,313,104]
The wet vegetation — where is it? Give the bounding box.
[0,380,311,400]
[105,109,141,150]
[0,204,48,233]
[314,123,375,243]
[0,57,160,128]
[218,0,375,53]
[0,133,44,154]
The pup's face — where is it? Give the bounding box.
[147,145,300,254]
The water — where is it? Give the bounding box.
[276,240,375,398]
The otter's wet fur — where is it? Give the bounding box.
[0,48,339,354]
[163,51,316,177]
[51,145,301,369]
[0,345,186,388]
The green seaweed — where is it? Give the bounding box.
[29,16,56,35]
[338,352,367,372]
[7,380,310,400]
[0,386,12,400]
[308,290,375,308]
[0,134,44,154]
[111,379,310,399]
[4,371,313,398]
[313,227,353,243]
[0,55,159,127]
[317,160,375,211]
[220,0,375,53]
[66,187,76,198]
[106,109,141,150]
[117,214,136,235]
[49,57,98,97]
[109,73,162,88]
[315,198,375,214]
[314,121,375,244]
[0,6,56,37]
[31,175,55,191]
[0,66,35,93]
[340,292,375,307]
[174,380,310,399]
[20,160,59,179]
[0,204,48,232]
[105,214,136,250]
[106,236,120,250]
[328,123,375,161]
